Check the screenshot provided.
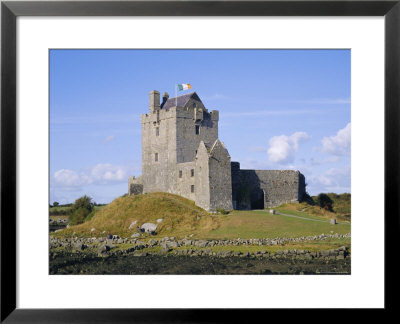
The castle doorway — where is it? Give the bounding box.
[251,188,265,210]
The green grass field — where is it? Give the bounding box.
[206,209,350,240]
[53,193,350,242]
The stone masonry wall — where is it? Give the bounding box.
[128,176,143,195]
[175,161,196,201]
[131,90,307,212]
[231,164,305,209]
[195,142,211,211]
[141,95,219,199]
[255,170,305,208]
[141,107,177,194]
[176,105,218,164]
[207,140,233,212]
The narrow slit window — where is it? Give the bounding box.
[191,185,195,193]
[191,169,194,177]
[195,125,200,135]
[179,170,182,178]
[156,127,159,136]
[155,153,158,162]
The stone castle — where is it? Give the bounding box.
[128,90,306,212]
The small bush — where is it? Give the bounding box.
[68,195,94,225]
[217,208,229,215]
[316,193,333,212]
[70,207,88,225]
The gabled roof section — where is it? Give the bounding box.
[209,139,230,158]
[161,92,202,110]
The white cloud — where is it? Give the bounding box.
[103,135,115,143]
[52,163,139,189]
[53,169,83,187]
[321,123,351,156]
[87,163,128,183]
[267,132,310,164]
[308,166,351,194]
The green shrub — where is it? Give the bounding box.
[217,208,229,215]
[316,193,333,211]
[68,195,94,225]
[70,207,88,225]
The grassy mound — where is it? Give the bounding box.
[53,192,219,238]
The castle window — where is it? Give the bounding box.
[155,153,158,162]
[191,185,195,193]
[195,125,200,135]
[156,127,159,136]
[191,169,194,177]
[179,170,182,178]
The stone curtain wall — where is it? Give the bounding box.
[255,170,305,208]
[231,163,306,209]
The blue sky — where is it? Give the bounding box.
[50,49,351,204]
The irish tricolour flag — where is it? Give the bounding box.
[177,83,192,91]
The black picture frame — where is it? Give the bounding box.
[1,0,398,322]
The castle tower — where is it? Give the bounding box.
[195,140,233,212]
[130,89,306,211]
[141,91,220,198]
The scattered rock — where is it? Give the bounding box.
[73,243,86,251]
[140,223,157,234]
[156,218,163,223]
[129,221,137,229]
[131,233,141,238]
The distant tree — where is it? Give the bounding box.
[53,201,59,207]
[73,195,93,212]
[69,195,94,225]
[316,193,333,211]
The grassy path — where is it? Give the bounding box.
[258,210,351,226]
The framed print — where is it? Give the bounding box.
[1,0,399,322]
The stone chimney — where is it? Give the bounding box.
[149,90,160,113]
[161,92,169,108]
